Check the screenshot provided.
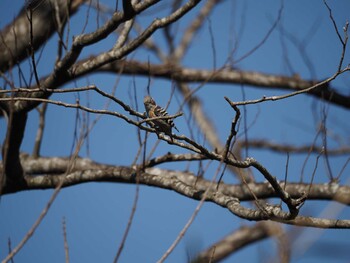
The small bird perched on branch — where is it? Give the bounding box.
[143,95,179,139]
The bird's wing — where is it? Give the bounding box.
[154,105,168,117]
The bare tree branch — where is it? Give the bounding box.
[98,60,350,109]
[32,102,47,157]
[1,156,350,228]
[1,1,349,261]
[238,139,350,155]
[4,155,350,204]
[193,222,272,263]
[1,111,27,193]
[0,0,201,115]
[0,0,84,72]
[62,217,70,263]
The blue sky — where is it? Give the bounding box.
[1,1,350,262]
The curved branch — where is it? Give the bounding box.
[4,154,348,205]
[1,156,350,229]
[193,222,272,262]
[99,60,350,109]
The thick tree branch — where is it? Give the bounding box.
[1,112,27,193]
[99,60,350,109]
[193,222,272,263]
[1,156,350,228]
[5,156,350,204]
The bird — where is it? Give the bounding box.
[143,95,179,138]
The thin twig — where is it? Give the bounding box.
[113,173,140,263]
[234,2,284,64]
[3,180,65,263]
[306,151,323,198]
[157,158,225,262]
[25,7,41,89]
[226,68,350,107]
[174,0,221,59]
[62,217,69,263]
[320,104,334,181]
[3,126,86,263]
[32,102,48,157]
[7,238,14,263]
[323,0,349,71]
[217,98,241,185]
[335,157,350,181]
